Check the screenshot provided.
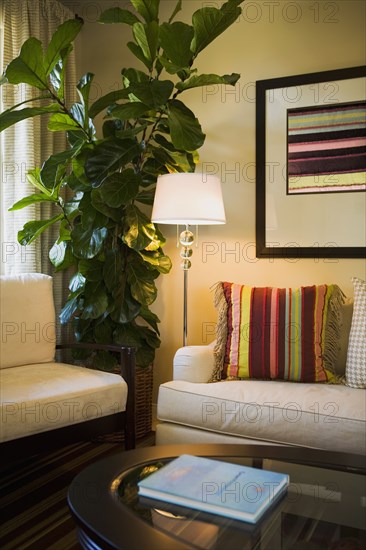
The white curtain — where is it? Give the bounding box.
[0,0,77,328]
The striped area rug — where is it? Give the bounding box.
[0,433,155,549]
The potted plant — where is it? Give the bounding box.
[0,0,243,379]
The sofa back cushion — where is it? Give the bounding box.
[0,273,56,369]
[345,277,366,388]
[213,282,345,383]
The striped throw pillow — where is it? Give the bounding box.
[213,282,345,383]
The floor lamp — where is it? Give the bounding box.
[151,173,226,346]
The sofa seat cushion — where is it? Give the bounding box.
[0,363,127,442]
[157,380,366,455]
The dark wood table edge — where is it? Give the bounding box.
[67,443,366,550]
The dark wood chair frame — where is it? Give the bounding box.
[1,342,136,462]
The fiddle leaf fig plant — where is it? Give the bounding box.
[0,0,244,368]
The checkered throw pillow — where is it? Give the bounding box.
[345,277,366,388]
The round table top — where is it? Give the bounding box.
[68,443,366,550]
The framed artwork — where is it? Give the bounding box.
[256,65,366,259]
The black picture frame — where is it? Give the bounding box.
[256,65,366,259]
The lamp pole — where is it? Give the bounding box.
[179,225,194,347]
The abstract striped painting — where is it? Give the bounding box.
[287,101,366,194]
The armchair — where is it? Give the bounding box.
[0,273,136,458]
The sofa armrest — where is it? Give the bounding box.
[173,342,215,383]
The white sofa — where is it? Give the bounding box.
[0,273,136,454]
[156,301,366,455]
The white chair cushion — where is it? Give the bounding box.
[0,363,127,442]
[0,273,56,369]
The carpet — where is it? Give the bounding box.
[0,432,155,550]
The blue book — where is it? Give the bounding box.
[138,454,289,524]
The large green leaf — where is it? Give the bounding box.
[58,219,72,242]
[99,169,141,207]
[44,18,83,76]
[136,344,156,367]
[114,323,143,348]
[92,351,118,372]
[138,325,160,348]
[18,214,63,245]
[99,7,140,25]
[76,72,94,126]
[139,305,160,334]
[89,88,130,118]
[159,22,194,68]
[40,145,81,190]
[85,138,140,187]
[26,167,54,196]
[153,134,197,171]
[70,103,85,128]
[72,148,93,186]
[49,240,76,272]
[123,204,156,250]
[128,80,174,108]
[94,318,114,344]
[122,68,150,87]
[4,37,48,89]
[91,189,123,222]
[130,0,160,23]
[191,0,243,55]
[142,157,167,177]
[69,272,86,293]
[158,56,190,77]
[78,192,108,229]
[126,256,158,305]
[103,254,141,323]
[110,280,141,323]
[147,145,174,170]
[0,103,60,132]
[136,189,155,205]
[127,41,151,70]
[109,102,151,121]
[103,249,123,292]
[114,321,158,366]
[72,104,95,139]
[48,113,80,132]
[71,224,107,259]
[9,193,57,211]
[115,293,142,324]
[66,172,88,193]
[167,99,205,151]
[59,292,81,324]
[132,21,159,69]
[139,250,172,273]
[63,192,82,220]
[81,284,109,319]
[79,258,104,282]
[49,44,73,99]
[176,72,240,91]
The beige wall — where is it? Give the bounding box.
[60,0,366,401]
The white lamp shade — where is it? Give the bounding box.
[151,173,226,225]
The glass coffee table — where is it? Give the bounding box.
[68,444,366,549]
